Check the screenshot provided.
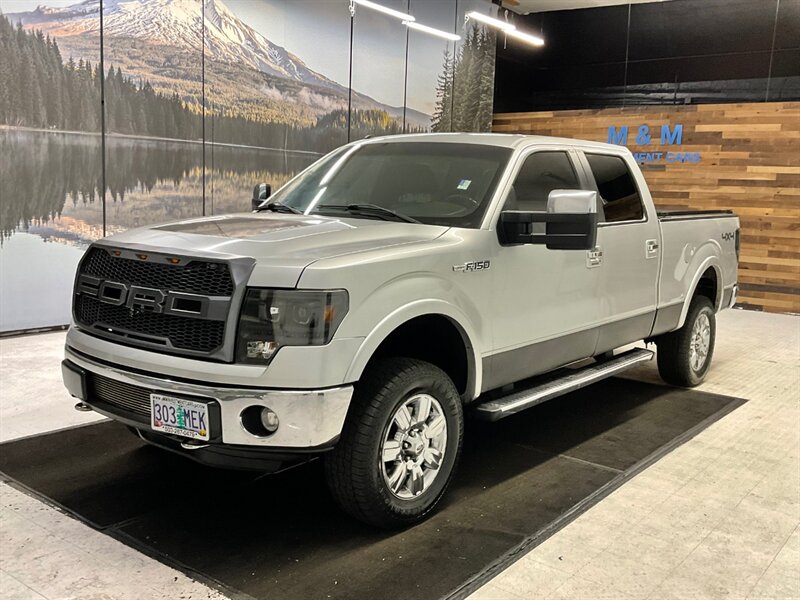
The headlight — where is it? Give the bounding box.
[235,289,349,364]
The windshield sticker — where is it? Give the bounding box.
[457,179,472,190]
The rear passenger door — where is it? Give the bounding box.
[578,151,660,353]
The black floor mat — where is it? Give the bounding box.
[0,378,743,600]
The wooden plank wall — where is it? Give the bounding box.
[493,102,800,314]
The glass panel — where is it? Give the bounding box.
[350,0,408,141]
[275,142,513,228]
[452,0,498,132]
[586,153,644,222]
[204,0,348,215]
[0,2,103,330]
[407,0,457,133]
[506,152,580,212]
[103,0,204,233]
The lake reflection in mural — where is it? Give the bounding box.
[0,129,317,330]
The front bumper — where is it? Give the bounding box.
[63,346,353,459]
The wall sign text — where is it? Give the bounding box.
[607,124,701,164]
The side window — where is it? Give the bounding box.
[505,151,580,212]
[585,154,644,222]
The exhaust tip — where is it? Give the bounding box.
[74,402,93,413]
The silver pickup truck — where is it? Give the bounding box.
[62,133,739,527]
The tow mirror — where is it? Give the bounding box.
[499,190,598,250]
[252,183,272,211]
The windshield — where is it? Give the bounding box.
[269,141,513,228]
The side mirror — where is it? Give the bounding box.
[499,190,598,250]
[252,183,272,211]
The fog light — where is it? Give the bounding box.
[240,405,279,437]
[260,408,279,433]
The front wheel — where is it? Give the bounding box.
[656,295,716,387]
[324,358,463,529]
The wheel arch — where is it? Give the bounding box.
[678,260,723,328]
[345,302,481,402]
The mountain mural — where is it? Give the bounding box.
[0,0,500,332]
[6,0,431,130]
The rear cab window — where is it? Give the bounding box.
[584,153,645,223]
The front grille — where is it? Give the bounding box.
[82,247,234,296]
[90,372,152,418]
[74,247,235,356]
[76,295,225,353]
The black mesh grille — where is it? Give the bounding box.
[74,247,234,355]
[82,247,234,296]
[89,373,152,418]
[76,295,225,352]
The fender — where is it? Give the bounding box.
[344,299,483,401]
[677,254,723,329]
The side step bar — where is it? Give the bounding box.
[474,348,654,422]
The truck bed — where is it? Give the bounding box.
[656,209,739,320]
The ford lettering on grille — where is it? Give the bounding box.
[77,275,219,319]
[73,246,238,356]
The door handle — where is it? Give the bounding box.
[586,247,603,268]
[646,239,659,259]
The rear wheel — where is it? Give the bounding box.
[325,358,463,529]
[656,295,716,387]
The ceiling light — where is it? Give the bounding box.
[404,21,461,41]
[353,0,414,22]
[465,10,544,48]
[465,10,515,31]
[506,28,544,46]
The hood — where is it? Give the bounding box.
[97,213,449,288]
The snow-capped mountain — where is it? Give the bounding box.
[8,0,343,91]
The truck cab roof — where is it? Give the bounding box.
[354,132,628,154]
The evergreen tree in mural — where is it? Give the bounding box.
[0,15,410,152]
[431,49,454,132]
[431,24,496,133]
[0,16,198,137]
[0,17,97,131]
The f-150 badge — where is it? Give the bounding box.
[453,260,490,272]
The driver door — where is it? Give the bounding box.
[484,148,600,391]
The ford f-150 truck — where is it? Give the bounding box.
[62,133,739,528]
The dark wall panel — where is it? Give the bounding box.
[628,0,777,59]
[775,0,800,49]
[494,0,800,112]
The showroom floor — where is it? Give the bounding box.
[0,308,798,600]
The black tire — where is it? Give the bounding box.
[656,295,716,387]
[324,358,463,529]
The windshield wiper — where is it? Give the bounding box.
[313,204,420,224]
[256,202,302,214]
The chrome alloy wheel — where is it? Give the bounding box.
[380,393,448,500]
[690,312,711,372]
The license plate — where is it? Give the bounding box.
[150,394,210,441]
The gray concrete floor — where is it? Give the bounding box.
[470,309,800,600]
[1,308,798,599]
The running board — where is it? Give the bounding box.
[474,348,654,422]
